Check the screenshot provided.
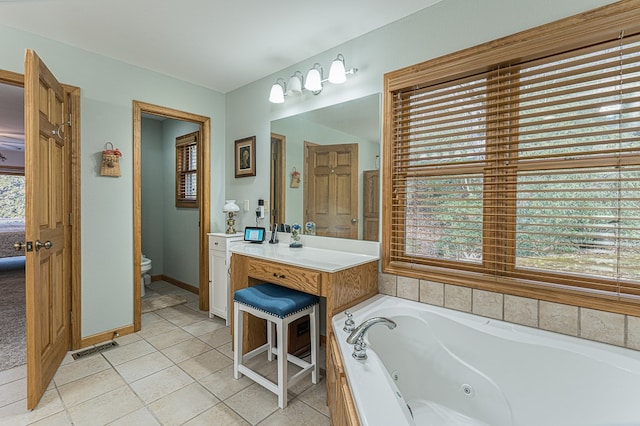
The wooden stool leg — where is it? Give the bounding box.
[233,303,243,379]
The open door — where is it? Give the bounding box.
[24,50,71,409]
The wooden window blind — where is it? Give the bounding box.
[176,131,198,208]
[383,1,640,314]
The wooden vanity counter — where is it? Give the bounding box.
[229,243,379,354]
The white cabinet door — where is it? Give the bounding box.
[211,249,228,321]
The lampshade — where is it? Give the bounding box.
[223,200,240,213]
[286,72,303,95]
[328,54,347,84]
[268,80,285,103]
[304,64,323,93]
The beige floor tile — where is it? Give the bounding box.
[108,407,160,425]
[259,398,330,426]
[297,379,329,417]
[198,327,232,349]
[137,318,179,339]
[29,411,73,425]
[198,364,252,401]
[0,389,64,426]
[141,311,165,327]
[0,365,25,387]
[114,351,174,384]
[178,349,233,380]
[67,386,143,425]
[130,365,194,404]
[161,338,213,364]
[101,339,157,366]
[183,403,250,426]
[147,382,219,425]
[216,342,233,359]
[53,355,111,387]
[0,377,26,408]
[114,332,143,347]
[156,305,208,328]
[58,368,125,408]
[145,328,194,350]
[183,318,226,337]
[224,383,279,425]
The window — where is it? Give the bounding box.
[176,131,199,208]
[383,2,640,314]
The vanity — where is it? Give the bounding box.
[229,239,379,355]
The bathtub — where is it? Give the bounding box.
[331,295,640,426]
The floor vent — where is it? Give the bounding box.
[72,341,119,360]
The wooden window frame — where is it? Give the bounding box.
[382,0,640,316]
[175,131,199,208]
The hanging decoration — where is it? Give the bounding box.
[100,142,122,177]
[290,167,301,188]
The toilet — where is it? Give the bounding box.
[141,254,152,297]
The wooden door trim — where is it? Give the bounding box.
[0,69,81,350]
[270,133,286,226]
[132,100,211,331]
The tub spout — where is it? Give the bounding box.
[346,317,396,360]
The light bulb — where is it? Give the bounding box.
[305,64,323,92]
[328,54,347,84]
[268,81,285,103]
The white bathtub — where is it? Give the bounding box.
[331,295,640,426]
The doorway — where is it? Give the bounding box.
[132,101,211,332]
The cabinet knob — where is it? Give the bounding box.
[273,272,286,279]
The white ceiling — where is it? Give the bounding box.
[0,0,443,94]
[0,0,443,150]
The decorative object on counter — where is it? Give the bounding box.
[290,223,302,248]
[99,142,122,177]
[304,221,316,235]
[290,167,300,188]
[235,136,256,178]
[269,223,279,244]
[223,200,240,234]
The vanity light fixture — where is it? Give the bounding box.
[268,54,358,103]
[286,71,304,95]
[304,63,323,93]
[268,78,286,104]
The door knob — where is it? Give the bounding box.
[35,240,53,251]
[13,242,24,251]
[351,218,357,224]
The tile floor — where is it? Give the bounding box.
[0,281,329,425]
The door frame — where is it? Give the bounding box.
[132,101,210,331]
[270,133,286,226]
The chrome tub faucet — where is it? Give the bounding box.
[346,317,396,360]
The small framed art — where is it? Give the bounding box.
[235,136,256,178]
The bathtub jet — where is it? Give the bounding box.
[346,317,396,360]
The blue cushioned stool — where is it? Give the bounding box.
[233,283,319,409]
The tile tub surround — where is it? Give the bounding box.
[0,280,329,425]
[380,272,640,352]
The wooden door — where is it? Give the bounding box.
[24,50,70,409]
[306,143,358,239]
[362,170,379,241]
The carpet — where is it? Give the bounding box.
[0,268,26,371]
[141,294,187,313]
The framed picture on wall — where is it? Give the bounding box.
[235,136,256,178]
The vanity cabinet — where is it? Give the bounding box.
[328,334,360,426]
[208,233,243,324]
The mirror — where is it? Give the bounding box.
[270,93,381,240]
